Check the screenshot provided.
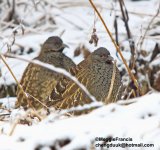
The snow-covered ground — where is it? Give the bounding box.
[0,93,160,150]
[0,0,160,149]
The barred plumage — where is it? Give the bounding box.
[50,47,122,114]
[16,36,76,109]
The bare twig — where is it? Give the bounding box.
[115,84,123,101]
[114,15,119,46]
[127,89,134,99]
[4,0,15,22]
[146,74,157,92]
[0,54,34,109]
[8,109,42,136]
[138,2,160,50]
[0,113,10,117]
[117,98,137,105]
[150,43,160,62]
[53,101,103,118]
[27,93,50,110]
[119,0,136,70]
[31,0,40,11]
[105,60,116,103]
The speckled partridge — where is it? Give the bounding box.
[49,47,122,112]
[16,36,76,109]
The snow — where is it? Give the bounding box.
[0,97,16,109]
[0,93,160,149]
[0,0,160,149]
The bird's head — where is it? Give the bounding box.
[90,47,113,64]
[42,36,69,53]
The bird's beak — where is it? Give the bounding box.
[106,55,114,64]
[108,55,114,61]
[62,43,69,48]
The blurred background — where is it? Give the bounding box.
[0,0,160,100]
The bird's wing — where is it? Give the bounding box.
[53,66,93,109]
[47,60,89,106]
[16,63,57,108]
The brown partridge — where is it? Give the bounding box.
[16,36,76,109]
[49,47,122,112]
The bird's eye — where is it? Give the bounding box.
[100,54,106,57]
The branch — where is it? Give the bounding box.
[0,54,35,109]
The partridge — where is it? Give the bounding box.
[49,47,122,112]
[16,36,76,109]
